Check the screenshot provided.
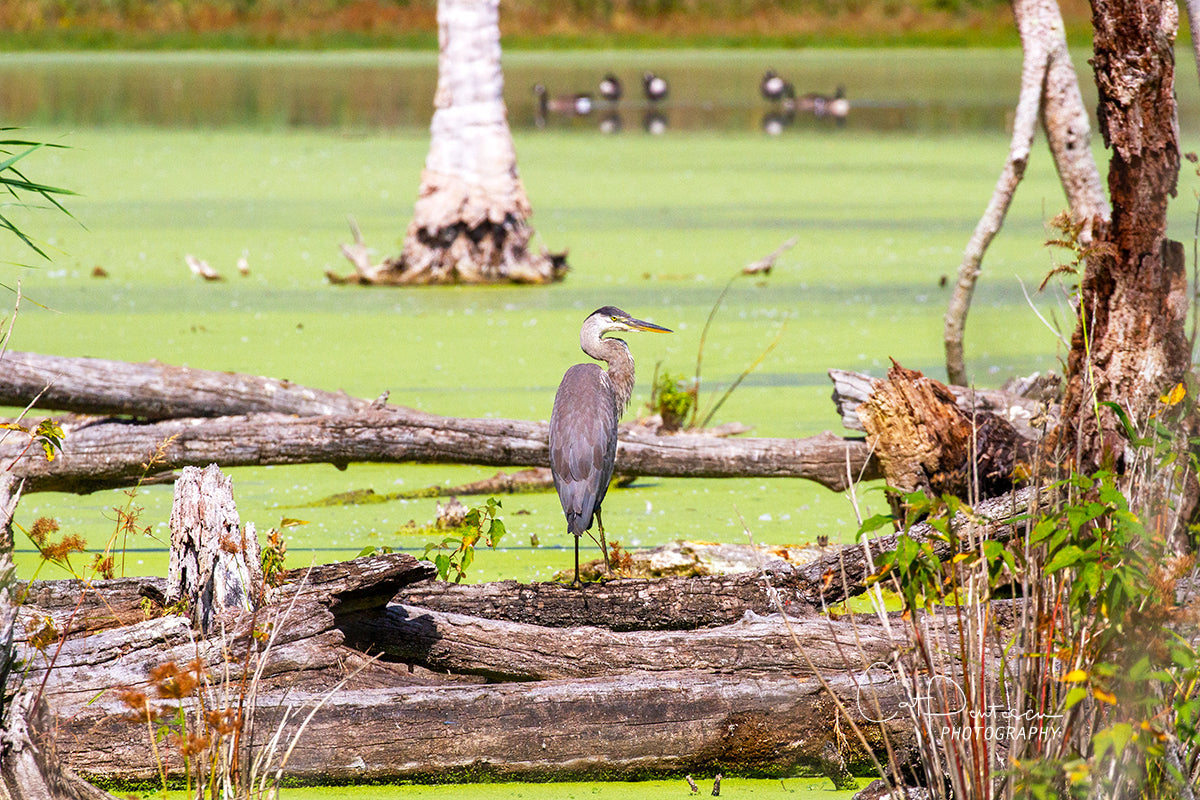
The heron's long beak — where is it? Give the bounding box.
[627,317,672,334]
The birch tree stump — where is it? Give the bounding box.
[328,0,565,285]
[166,464,263,633]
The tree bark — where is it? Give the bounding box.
[943,0,1108,386]
[1055,0,1189,474]
[166,464,263,633]
[327,0,564,285]
[854,361,1032,502]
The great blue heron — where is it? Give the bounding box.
[549,306,672,584]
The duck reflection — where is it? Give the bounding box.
[643,109,668,135]
[761,109,794,136]
[599,111,622,134]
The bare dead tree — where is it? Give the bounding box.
[943,0,1108,386]
[328,0,565,285]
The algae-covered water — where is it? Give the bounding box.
[5,49,1199,586]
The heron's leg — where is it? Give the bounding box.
[596,508,610,574]
[573,534,581,587]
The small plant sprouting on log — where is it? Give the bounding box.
[261,524,293,588]
[607,541,634,577]
[648,370,695,432]
[423,497,506,583]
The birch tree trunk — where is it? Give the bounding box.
[1054,0,1190,476]
[330,0,565,285]
[943,0,1107,386]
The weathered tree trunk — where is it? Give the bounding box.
[854,361,1032,502]
[944,0,1108,386]
[1055,1,1190,476]
[328,0,564,285]
[829,367,1058,442]
[167,465,263,633]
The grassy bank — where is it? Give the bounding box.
[0,0,1097,50]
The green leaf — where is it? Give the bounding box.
[857,513,896,538]
[488,518,507,547]
[1094,723,1134,761]
[1045,544,1086,573]
[1064,686,1089,709]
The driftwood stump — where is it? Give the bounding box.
[167,464,262,633]
[854,361,1032,502]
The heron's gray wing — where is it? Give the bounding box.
[549,364,620,535]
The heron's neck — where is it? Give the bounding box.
[583,334,635,411]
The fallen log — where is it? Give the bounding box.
[1,410,879,494]
[829,366,1058,442]
[393,487,1043,622]
[62,668,914,784]
[394,565,814,631]
[0,350,371,418]
[21,550,925,784]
